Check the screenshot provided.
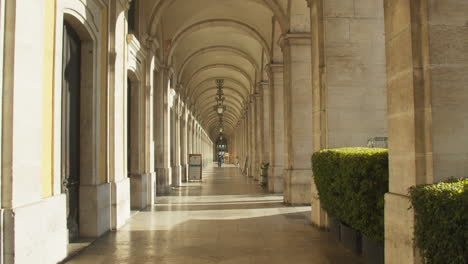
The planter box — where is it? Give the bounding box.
[340,223,362,255]
[328,217,341,241]
[362,234,384,264]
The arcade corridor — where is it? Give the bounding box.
[2,1,467,263]
[64,166,362,264]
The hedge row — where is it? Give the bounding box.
[409,178,468,264]
[312,148,388,241]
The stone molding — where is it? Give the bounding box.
[278,33,312,50]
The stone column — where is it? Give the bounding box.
[251,96,258,179]
[129,79,151,210]
[254,89,262,181]
[307,0,328,228]
[384,1,468,263]
[246,103,253,177]
[267,64,285,193]
[260,81,270,167]
[108,0,130,229]
[171,96,182,187]
[190,116,195,154]
[181,109,189,182]
[242,117,247,170]
[280,33,313,205]
[244,107,250,176]
[194,123,198,154]
[154,68,171,195]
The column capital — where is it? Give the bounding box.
[278,33,311,50]
[265,63,284,78]
[249,94,256,103]
[141,33,160,53]
[120,0,132,10]
[256,81,269,96]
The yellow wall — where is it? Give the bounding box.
[41,0,56,197]
[100,7,108,184]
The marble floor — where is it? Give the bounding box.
[64,165,363,264]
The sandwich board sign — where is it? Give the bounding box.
[189,154,202,181]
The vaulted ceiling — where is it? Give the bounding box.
[141,0,289,140]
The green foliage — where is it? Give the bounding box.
[409,178,468,264]
[312,148,389,241]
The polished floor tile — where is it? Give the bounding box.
[64,165,362,264]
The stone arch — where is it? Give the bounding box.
[193,87,245,112]
[167,19,270,66]
[198,99,243,123]
[54,0,108,238]
[177,45,260,83]
[189,77,250,104]
[185,64,254,95]
[147,0,288,36]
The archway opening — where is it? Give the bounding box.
[61,21,81,242]
[127,71,140,209]
[61,13,98,241]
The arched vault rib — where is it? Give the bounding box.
[195,92,244,117]
[189,77,250,104]
[193,86,246,108]
[197,99,242,122]
[204,113,236,132]
[167,19,270,66]
[185,64,253,96]
[203,112,237,128]
[148,0,288,36]
[198,99,242,118]
[177,46,260,83]
[204,119,236,136]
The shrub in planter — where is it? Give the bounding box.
[311,148,388,242]
[341,222,362,254]
[328,216,341,241]
[409,178,468,264]
[362,234,384,264]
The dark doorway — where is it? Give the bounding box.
[61,22,81,242]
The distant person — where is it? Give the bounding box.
[217,156,222,168]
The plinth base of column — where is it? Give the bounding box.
[252,164,260,181]
[247,167,253,178]
[310,177,328,228]
[147,172,156,205]
[79,183,111,237]
[284,168,311,205]
[111,177,130,230]
[181,164,188,182]
[385,192,421,264]
[156,167,171,196]
[268,166,284,193]
[171,165,182,187]
[3,195,68,264]
[130,173,150,210]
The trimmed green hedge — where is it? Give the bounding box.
[409,178,468,264]
[312,148,388,241]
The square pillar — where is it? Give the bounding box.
[384,1,468,263]
[280,33,313,205]
[267,64,285,193]
[154,68,171,195]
